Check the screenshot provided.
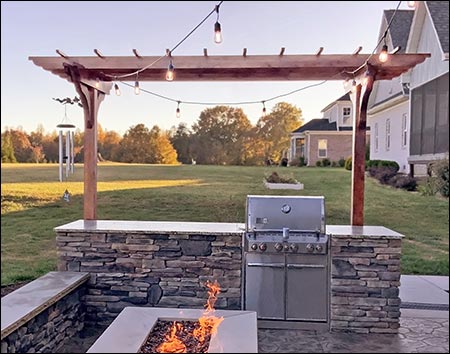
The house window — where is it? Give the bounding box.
[318,139,327,158]
[343,107,351,122]
[374,123,379,152]
[386,119,391,151]
[401,113,408,148]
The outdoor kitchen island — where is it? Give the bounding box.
[55,220,403,334]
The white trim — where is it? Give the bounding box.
[401,113,408,150]
[307,134,311,166]
[408,153,448,163]
[374,122,379,153]
[307,130,354,136]
[368,95,408,115]
[385,118,391,151]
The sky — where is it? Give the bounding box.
[1,1,410,135]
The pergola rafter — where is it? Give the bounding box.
[29,52,430,224]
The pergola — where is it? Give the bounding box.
[29,51,429,225]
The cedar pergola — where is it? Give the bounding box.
[29,51,429,225]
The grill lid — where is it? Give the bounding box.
[246,195,325,233]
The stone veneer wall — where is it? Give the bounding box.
[56,231,242,326]
[1,286,86,353]
[330,236,402,334]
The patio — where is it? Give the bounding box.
[61,313,448,353]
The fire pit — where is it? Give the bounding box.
[87,308,257,353]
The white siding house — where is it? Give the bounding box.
[368,10,415,174]
[406,1,449,175]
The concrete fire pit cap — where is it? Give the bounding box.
[87,307,258,353]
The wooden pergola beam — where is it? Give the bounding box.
[29,54,429,82]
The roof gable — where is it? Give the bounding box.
[383,10,414,53]
[320,93,351,113]
[426,1,449,54]
[292,119,337,133]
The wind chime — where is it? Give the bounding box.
[55,97,78,202]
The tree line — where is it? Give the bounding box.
[1,102,302,166]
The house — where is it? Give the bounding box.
[368,1,449,175]
[407,1,449,176]
[368,9,415,174]
[289,93,368,166]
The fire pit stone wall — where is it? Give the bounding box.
[55,221,244,326]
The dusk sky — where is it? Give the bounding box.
[1,1,409,135]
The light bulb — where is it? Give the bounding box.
[114,83,121,96]
[176,108,181,118]
[262,102,267,116]
[166,62,174,81]
[351,80,357,93]
[379,44,389,63]
[95,78,100,89]
[134,80,140,95]
[407,1,416,8]
[214,22,222,44]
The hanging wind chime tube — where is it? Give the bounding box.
[57,103,76,182]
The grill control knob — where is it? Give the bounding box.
[274,243,283,252]
[284,244,290,252]
[251,243,258,251]
[259,243,267,252]
[315,244,323,253]
[290,244,299,252]
[306,244,314,253]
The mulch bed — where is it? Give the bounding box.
[140,320,211,353]
[1,281,30,297]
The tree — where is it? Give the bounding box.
[191,106,252,165]
[118,124,154,163]
[99,130,122,161]
[1,131,17,163]
[9,129,33,162]
[170,123,192,164]
[256,102,303,163]
[155,132,178,164]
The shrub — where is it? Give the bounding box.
[431,159,449,197]
[344,157,352,171]
[299,156,306,167]
[265,171,297,184]
[390,175,417,191]
[338,158,346,168]
[322,158,331,167]
[316,160,322,167]
[331,161,338,167]
[290,156,306,167]
[374,167,397,185]
[366,160,400,173]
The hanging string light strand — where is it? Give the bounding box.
[103,1,224,80]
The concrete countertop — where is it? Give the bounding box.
[55,220,403,239]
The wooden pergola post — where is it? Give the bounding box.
[351,67,375,226]
[65,64,106,220]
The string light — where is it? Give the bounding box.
[407,1,416,8]
[379,43,389,63]
[166,60,175,81]
[176,101,181,118]
[214,5,223,44]
[95,78,100,89]
[114,83,121,96]
[262,101,267,116]
[351,79,357,92]
[134,74,140,95]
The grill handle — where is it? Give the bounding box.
[287,264,325,269]
[247,262,284,268]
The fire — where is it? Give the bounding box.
[156,322,186,353]
[193,280,224,343]
[157,281,224,353]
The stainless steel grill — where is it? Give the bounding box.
[243,195,330,329]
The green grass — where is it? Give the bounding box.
[1,163,448,285]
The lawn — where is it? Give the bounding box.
[1,163,448,285]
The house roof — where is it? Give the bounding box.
[384,10,414,53]
[320,93,351,113]
[292,119,356,133]
[426,1,449,54]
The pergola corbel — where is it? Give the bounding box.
[29,51,429,225]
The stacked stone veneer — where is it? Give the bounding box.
[330,235,402,334]
[56,230,242,326]
[1,286,86,353]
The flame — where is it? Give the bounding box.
[156,322,186,353]
[193,280,224,344]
